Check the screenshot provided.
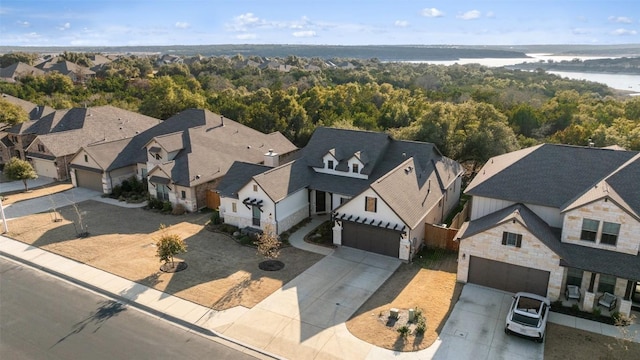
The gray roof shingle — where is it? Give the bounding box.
[466,144,638,208]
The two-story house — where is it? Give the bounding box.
[456,144,640,317]
[217,127,463,261]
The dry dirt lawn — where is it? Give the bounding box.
[346,250,463,352]
[544,323,640,360]
[7,200,323,310]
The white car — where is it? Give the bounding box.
[504,292,550,343]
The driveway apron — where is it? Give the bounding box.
[433,284,544,360]
[3,187,101,219]
[220,246,401,360]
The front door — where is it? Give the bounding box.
[252,205,261,226]
[316,191,326,213]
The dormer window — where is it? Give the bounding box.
[327,160,334,170]
[37,144,45,152]
[154,153,161,160]
[352,163,359,173]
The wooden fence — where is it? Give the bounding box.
[423,201,469,251]
[206,190,220,210]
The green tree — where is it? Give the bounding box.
[3,157,38,191]
[0,52,39,67]
[155,224,187,268]
[0,98,29,126]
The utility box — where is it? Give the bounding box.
[408,308,415,322]
[390,308,399,319]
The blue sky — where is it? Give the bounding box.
[1,1,638,46]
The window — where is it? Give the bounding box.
[156,184,169,201]
[598,274,616,294]
[340,197,348,205]
[154,153,161,160]
[84,154,88,162]
[502,232,522,247]
[601,222,620,246]
[365,196,377,212]
[566,267,583,287]
[181,190,186,199]
[352,163,359,173]
[327,160,334,169]
[231,202,237,213]
[253,184,258,192]
[580,218,599,242]
[37,144,45,152]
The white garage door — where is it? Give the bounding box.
[30,158,58,179]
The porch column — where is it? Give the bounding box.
[399,233,410,261]
[618,280,634,318]
[582,272,597,312]
[332,220,342,246]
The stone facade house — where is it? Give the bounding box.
[218,127,463,261]
[70,109,297,211]
[456,144,640,317]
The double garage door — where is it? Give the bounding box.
[342,221,400,258]
[468,256,550,297]
[75,169,103,192]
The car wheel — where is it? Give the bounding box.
[536,334,544,343]
[504,327,510,335]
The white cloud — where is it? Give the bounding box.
[16,20,30,27]
[608,16,632,24]
[175,22,190,29]
[611,28,637,36]
[236,33,257,40]
[458,10,481,20]
[421,8,444,18]
[394,20,409,27]
[486,11,495,18]
[293,30,316,38]
[57,22,71,31]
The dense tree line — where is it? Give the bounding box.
[1,53,639,173]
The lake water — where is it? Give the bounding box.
[409,54,640,95]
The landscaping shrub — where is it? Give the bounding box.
[415,318,426,335]
[397,325,410,339]
[120,179,132,193]
[111,184,123,198]
[239,235,253,246]
[216,223,238,234]
[148,197,164,210]
[162,201,173,213]
[210,210,221,225]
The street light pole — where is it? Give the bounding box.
[0,196,8,233]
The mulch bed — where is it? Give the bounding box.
[160,261,188,273]
[259,260,285,271]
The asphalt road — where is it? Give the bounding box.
[0,257,258,360]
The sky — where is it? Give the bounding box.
[0,1,638,47]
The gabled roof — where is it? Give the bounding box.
[40,60,95,76]
[1,93,54,121]
[75,138,131,170]
[465,144,638,209]
[217,162,273,199]
[109,109,297,187]
[219,127,462,228]
[25,106,160,157]
[457,203,567,258]
[0,62,45,82]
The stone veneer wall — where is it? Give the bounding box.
[276,206,309,234]
[458,220,564,299]
[562,198,640,255]
[195,178,222,210]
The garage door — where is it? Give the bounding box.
[75,169,103,192]
[342,221,400,258]
[30,158,58,179]
[468,256,550,297]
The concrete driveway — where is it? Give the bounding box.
[433,284,544,360]
[0,175,55,193]
[3,187,101,219]
[219,246,401,360]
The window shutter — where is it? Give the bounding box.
[374,198,377,212]
[501,232,508,245]
[516,234,522,248]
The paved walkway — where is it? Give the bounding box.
[1,200,638,359]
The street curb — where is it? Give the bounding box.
[0,249,285,360]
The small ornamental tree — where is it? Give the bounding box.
[254,221,281,259]
[155,224,187,268]
[4,157,37,191]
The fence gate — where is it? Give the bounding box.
[206,190,220,210]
